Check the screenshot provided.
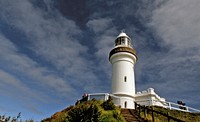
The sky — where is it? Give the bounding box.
[0,0,200,121]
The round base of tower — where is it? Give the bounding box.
[112,94,135,109]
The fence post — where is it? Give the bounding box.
[168,102,171,110]
[186,107,189,112]
[151,107,154,122]
[143,106,146,118]
[139,105,141,115]
[167,112,170,122]
[88,94,90,100]
[135,102,137,110]
[135,102,139,114]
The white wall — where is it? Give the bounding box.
[110,52,136,96]
[135,88,166,107]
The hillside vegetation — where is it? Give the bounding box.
[41,99,125,122]
[139,106,200,122]
[42,98,200,122]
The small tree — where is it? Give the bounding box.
[101,96,116,110]
[0,112,21,122]
[66,101,101,122]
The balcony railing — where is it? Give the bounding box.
[88,93,200,113]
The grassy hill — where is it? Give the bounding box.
[138,106,200,122]
[42,99,200,122]
[41,99,125,122]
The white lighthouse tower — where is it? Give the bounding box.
[109,32,137,109]
[88,32,197,112]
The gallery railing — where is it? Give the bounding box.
[135,99,200,113]
[88,93,200,113]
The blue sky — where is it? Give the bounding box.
[0,0,200,121]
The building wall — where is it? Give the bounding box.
[88,88,167,109]
[135,88,166,107]
[110,52,136,96]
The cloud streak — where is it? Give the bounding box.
[135,0,200,107]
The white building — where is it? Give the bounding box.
[88,32,166,109]
[88,32,200,112]
[108,32,166,109]
[109,32,137,109]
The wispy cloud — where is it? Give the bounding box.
[151,0,200,51]
[86,18,117,88]
[0,33,75,95]
[0,0,100,92]
[87,18,113,33]
[135,0,200,107]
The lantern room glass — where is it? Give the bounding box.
[115,37,131,47]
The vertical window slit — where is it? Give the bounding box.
[124,76,127,82]
[125,101,127,108]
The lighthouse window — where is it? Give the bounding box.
[121,38,125,45]
[124,76,127,82]
[115,37,131,46]
[128,40,130,46]
[124,101,127,108]
[115,38,121,46]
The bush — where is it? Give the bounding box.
[66,102,101,122]
[100,110,125,122]
[42,99,126,122]
[101,98,116,110]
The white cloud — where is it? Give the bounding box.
[87,18,113,33]
[0,33,76,100]
[149,0,200,72]
[0,0,100,92]
[0,69,46,102]
[134,0,200,106]
[151,0,200,51]
[87,18,118,79]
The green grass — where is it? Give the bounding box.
[41,99,125,122]
[42,100,200,122]
[139,106,200,122]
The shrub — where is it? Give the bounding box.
[101,99,116,110]
[42,99,126,122]
[66,102,101,122]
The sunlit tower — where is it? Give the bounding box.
[109,32,137,109]
[87,31,196,112]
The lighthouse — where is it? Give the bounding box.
[88,32,187,111]
[109,32,137,109]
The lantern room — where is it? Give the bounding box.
[115,32,132,47]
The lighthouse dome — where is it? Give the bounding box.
[117,32,129,38]
[115,32,132,47]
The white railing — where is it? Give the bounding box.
[88,93,200,113]
[88,93,122,106]
[136,99,200,113]
[88,93,110,101]
[166,101,200,113]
